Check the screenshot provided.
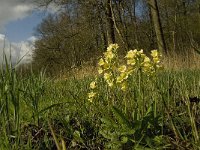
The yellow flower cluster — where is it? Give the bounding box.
[88,80,97,102]
[151,50,162,69]
[98,44,119,87]
[116,65,130,91]
[115,49,162,91]
[127,49,161,73]
[88,44,163,102]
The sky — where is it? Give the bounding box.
[4,12,44,43]
[0,0,142,65]
[0,0,57,65]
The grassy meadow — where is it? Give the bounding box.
[1,45,200,149]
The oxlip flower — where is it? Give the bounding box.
[118,65,127,73]
[98,58,105,66]
[90,81,96,89]
[125,49,137,59]
[88,91,96,102]
[151,50,158,58]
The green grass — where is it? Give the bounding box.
[1,62,200,149]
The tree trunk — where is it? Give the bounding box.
[133,0,139,49]
[147,0,167,54]
[148,5,156,50]
[97,1,107,50]
[106,0,115,45]
[199,4,200,14]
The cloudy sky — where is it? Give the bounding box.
[0,0,55,64]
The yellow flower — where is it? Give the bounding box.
[151,50,158,58]
[155,64,163,69]
[104,72,112,80]
[104,51,115,60]
[116,72,129,83]
[107,43,119,52]
[143,62,151,68]
[116,76,122,83]
[125,49,137,59]
[140,54,146,59]
[126,67,134,75]
[143,56,150,63]
[118,65,127,73]
[107,79,114,87]
[90,81,96,89]
[127,59,136,66]
[112,44,119,50]
[98,58,105,66]
[98,67,103,74]
[143,65,152,73]
[88,91,96,98]
[143,56,151,68]
[88,91,96,102]
[121,82,128,91]
[88,98,93,103]
[153,57,160,63]
[138,49,144,54]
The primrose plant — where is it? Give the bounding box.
[86,44,164,148]
[87,44,163,103]
[88,44,162,102]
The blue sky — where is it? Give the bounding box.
[4,11,44,43]
[0,0,57,64]
[0,9,44,64]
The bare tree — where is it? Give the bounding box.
[105,0,115,44]
[147,0,167,54]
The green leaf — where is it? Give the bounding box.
[120,129,135,135]
[101,117,117,128]
[153,135,164,145]
[112,106,131,129]
[134,146,155,150]
[38,102,65,114]
[120,136,128,144]
[73,130,83,143]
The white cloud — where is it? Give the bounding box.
[0,0,35,32]
[0,0,62,33]
[0,34,35,65]
[46,3,62,13]
[0,1,59,65]
[16,41,34,64]
[27,36,37,42]
[0,34,5,40]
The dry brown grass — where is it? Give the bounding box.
[55,48,200,81]
[163,48,200,70]
[55,64,98,81]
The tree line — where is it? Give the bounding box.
[31,0,200,75]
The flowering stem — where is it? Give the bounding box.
[123,91,128,114]
[138,68,144,117]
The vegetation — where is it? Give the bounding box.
[1,0,200,149]
[1,44,200,149]
[32,0,200,74]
